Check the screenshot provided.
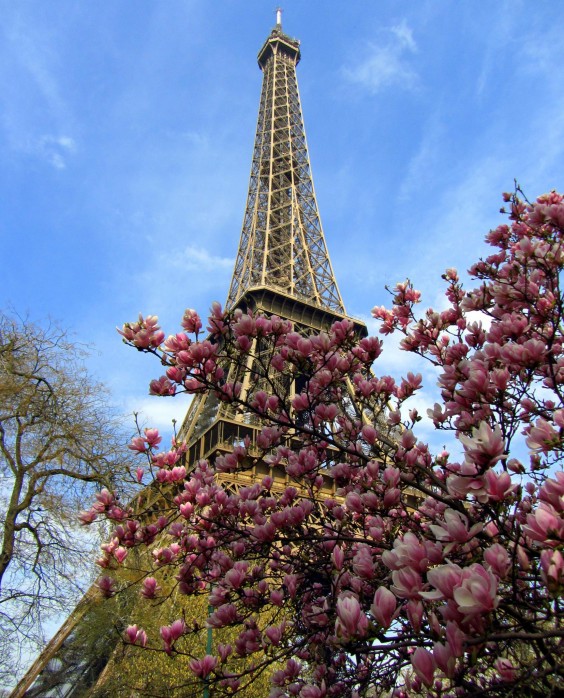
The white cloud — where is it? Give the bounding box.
[128,244,234,321]
[342,21,418,93]
[36,134,76,169]
[1,12,75,162]
[124,395,191,434]
[172,245,234,272]
[391,21,417,53]
[9,133,77,168]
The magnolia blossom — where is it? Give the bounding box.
[459,422,506,467]
[335,595,368,640]
[411,647,436,687]
[526,418,559,453]
[96,576,115,598]
[181,308,203,334]
[453,564,499,616]
[98,190,564,697]
[433,641,455,678]
[484,544,511,579]
[523,502,564,543]
[189,655,217,678]
[118,314,164,348]
[125,624,147,647]
[390,567,424,600]
[540,549,564,591]
[429,508,483,545]
[424,564,463,601]
[495,658,516,683]
[140,576,161,599]
[370,587,396,628]
[160,619,186,654]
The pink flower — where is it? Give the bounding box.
[189,655,217,678]
[484,544,511,578]
[128,436,147,453]
[406,600,424,633]
[433,642,455,678]
[270,589,284,606]
[526,418,559,453]
[361,425,377,444]
[459,422,506,467]
[125,625,147,647]
[523,502,564,542]
[429,509,483,545]
[144,428,162,448]
[92,489,115,510]
[539,472,564,511]
[170,619,185,640]
[179,502,193,518]
[352,545,374,579]
[207,603,239,628]
[453,564,499,616]
[224,567,247,589]
[424,564,463,600]
[217,643,232,662]
[118,314,164,348]
[79,509,97,525]
[332,545,345,571]
[446,460,488,501]
[411,647,436,687]
[482,470,517,502]
[264,622,286,646]
[495,657,516,683]
[181,308,202,334]
[383,487,401,508]
[114,546,128,563]
[427,402,447,426]
[370,587,396,628]
[401,430,417,450]
[345,491,364,513]
[383,532,441,573]
[335,595,368,639]
[97,576,116,598]
[141,576,161,599]
[540,549,564,591]
[160,620,185,654]
[390,567,423,600]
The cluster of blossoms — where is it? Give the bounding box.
[84,192,564,696]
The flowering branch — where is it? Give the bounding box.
[86,191,564,697]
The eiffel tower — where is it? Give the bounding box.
[12,12,366,697]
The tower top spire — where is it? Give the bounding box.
[257,11,300,70]
[227,17,348,317]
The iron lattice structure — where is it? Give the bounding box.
[227,25,345,314]
[12,18,366,698]
[176,21,365,454]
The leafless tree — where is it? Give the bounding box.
[0,312,136,683]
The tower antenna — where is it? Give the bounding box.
[276,7,283,28]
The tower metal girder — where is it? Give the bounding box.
[226,25,346,314]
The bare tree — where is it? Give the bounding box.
[0,312,136,683]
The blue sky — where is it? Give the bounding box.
[1,0,563,444]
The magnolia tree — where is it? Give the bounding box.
[84,191,563,697]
